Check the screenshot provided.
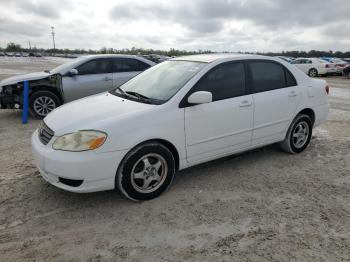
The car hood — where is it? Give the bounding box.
[44,92,155,135]
[0,71,50,86]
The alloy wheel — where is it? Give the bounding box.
[292,121,310,149]
[33,96,56,117]
[130,153,168,194]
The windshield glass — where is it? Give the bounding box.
[112,60,206,103]
[50,57,86,74]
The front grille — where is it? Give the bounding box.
[38,121,54,145]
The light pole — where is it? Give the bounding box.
[51,26,56,51]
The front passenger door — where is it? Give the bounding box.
[184,62,254,164]
[62,58,113,102]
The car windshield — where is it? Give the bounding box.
[111,60,206,103]
[49,57,86,74]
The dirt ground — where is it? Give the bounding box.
[0,58,350,261]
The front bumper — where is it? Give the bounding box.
[31,129,128,193]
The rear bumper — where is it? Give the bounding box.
[314,103,329,127]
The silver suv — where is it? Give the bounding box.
[0,54,155,118]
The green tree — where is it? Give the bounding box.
[5,42,22,52]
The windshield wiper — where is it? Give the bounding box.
[115,87,126,96]
[113,88,158,104]
[125,91,149,100]
[44,70,50,73]
[125,91,158,104]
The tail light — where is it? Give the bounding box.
[325,85,329,95]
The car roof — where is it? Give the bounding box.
[171,53,272,63]
[77,54,155,65]
[81,54,143,59]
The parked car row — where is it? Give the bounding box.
[0,52,43,57]
[276,56,349,77]
[0,54,155,117]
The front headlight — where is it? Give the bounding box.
[52,130,107,152]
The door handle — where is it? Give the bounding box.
[288,91,298,97]
[102,77,112,81]
[239,100,252,107]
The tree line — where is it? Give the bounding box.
[1,42,350,58]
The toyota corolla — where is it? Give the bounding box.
[31,54,329,201]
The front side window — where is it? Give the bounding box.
[76,59,111,75]
[112,60,205,103]
[250,61,288,92]
[191,62,246,101]
[113,58,150,72]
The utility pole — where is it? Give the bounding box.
[28,40,31,50]
[51,26,56,51]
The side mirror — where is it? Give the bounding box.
[68,68,78,76]
[187,91,212,105]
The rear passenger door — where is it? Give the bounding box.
[112,58,151,87]
[249,61,300,145]
[62,58,113,102]
[184,62,254,163]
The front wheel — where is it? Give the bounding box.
[116,142,175,201]
[280,114,313,154]
[29,91,61,118]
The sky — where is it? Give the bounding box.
[0,0,349,52]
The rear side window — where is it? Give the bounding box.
[76,59,111,75]
[193,62,246,101]
[113,58,150,72]
[285,70,297,87]
[249,61,296,93]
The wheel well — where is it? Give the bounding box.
[137,139,180,170]
[30,87,63,104]
[298,108,315,125]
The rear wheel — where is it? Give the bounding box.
[308,68,318,77]
[116,142,175,201]
[280,114,313,154]
[29,91,61,118]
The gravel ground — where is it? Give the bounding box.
[0,58,350,261]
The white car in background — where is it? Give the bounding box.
[32,54,329,201]
[291,58,335,77]
[329,58,348,74]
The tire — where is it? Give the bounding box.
[308,68,318,77]
[280,114,313,154]
[29,91,61,119]
[116,142,176,201]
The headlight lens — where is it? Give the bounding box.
[52,130,107,151]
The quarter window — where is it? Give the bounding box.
[250,61,295,92]
[113,58,150,72]
[193,62,246,101]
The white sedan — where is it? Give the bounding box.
[291,58,336,77]
[32,54,329,201]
